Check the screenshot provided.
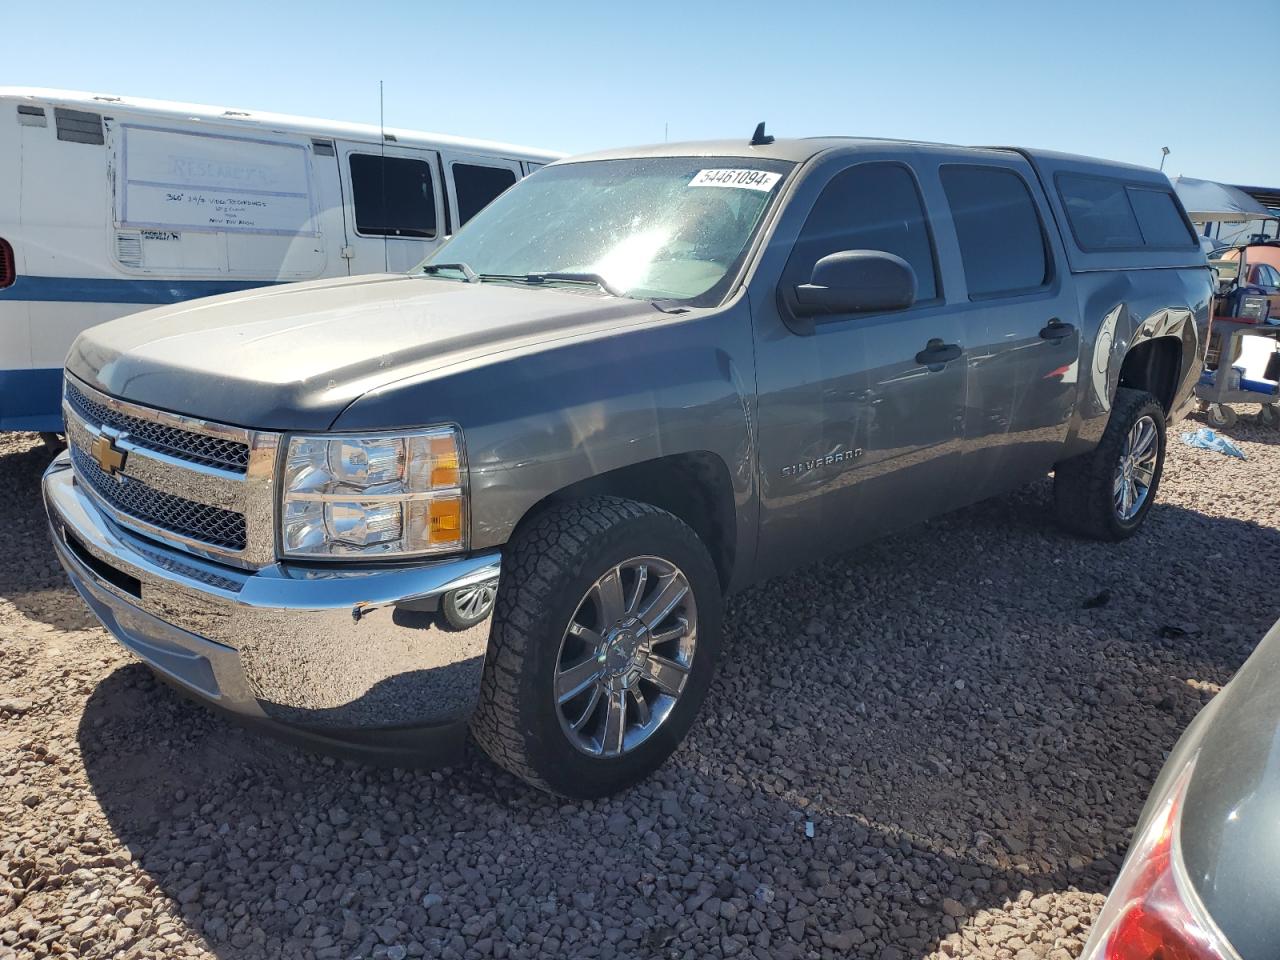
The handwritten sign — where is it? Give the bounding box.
[118,125,317,236]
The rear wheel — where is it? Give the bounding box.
[1054,388,1166,541]
[472,497,722,797]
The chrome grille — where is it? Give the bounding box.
[65,380,250,473]
[70,443,248,551]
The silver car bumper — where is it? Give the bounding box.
[43,452,499,763]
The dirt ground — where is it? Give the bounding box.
[2,412,1278,960]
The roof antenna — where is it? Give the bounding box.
[751,121,774,146]
[379,80,389,274]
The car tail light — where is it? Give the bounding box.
[0,238,13,289]
[1081,755,1240,960]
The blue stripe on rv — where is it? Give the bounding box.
[0,274,282,304]
[1,275,284,430]
[0,368,64,432]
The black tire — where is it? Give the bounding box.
[471,496,722,798]
[440,581,497,630]
[1053,388,1166,541]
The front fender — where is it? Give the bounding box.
[334,304,759,575]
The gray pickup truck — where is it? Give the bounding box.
[43,133,1208,797]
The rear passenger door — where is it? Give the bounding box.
[337,143,444,274]
[442,154,521,233]
[935,160,1080,498]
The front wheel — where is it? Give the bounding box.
[471,497,722,798]
[1053,388,1167,541]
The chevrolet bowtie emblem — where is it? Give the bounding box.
[91,434,127,477]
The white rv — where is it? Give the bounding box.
[0,87,563,433]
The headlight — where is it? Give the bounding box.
[280,428,466,558]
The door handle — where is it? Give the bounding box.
[915,338,963,366]
[1039,319,1075,341]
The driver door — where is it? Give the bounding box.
[752,160,967,578]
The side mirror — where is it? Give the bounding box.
[791,250,917,318]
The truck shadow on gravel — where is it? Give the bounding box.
[72,486,1279,958]
[0,437,102,632]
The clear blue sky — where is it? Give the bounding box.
[5,0,1275,186]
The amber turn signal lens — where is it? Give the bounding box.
[427,497,463,544]
[429,436,460,487]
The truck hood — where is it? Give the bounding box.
[66,274,662,431]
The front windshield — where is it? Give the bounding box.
[418,157,793,305]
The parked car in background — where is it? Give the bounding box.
[44,133,1208,797]
[1079,616,1280,960]
[0,87,562,435]
[1211,241,1280,322]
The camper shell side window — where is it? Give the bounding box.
[1056,173,1197,253]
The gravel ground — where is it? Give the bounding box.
[3,414,1279,960]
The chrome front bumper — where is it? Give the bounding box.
[43,452,499,763]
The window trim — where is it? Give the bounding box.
[939,162,1056,303]
[348,152,439,240]
[1054,172,1197,254]
[784,159,944,314]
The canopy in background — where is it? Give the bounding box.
[1173,176,1278,224]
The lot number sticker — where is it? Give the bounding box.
[689,168,781,192]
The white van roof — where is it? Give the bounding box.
[0,86,565,162]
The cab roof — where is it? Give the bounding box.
[557,136,1167,181]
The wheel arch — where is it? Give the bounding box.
[1116,335,1184,415]
[507,451,739,594]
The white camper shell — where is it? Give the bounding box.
[0,87,563,432]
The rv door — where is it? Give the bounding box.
[337,142,444,274]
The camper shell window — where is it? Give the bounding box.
[350,154,437,238]
[1056,174,1196,252]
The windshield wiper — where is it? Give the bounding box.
[476,271,624,298]
[421,262,479,282]
[528,272,625,298]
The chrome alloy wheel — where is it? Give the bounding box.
[450,583,496,620]
[554,556,697,757]
[1114,414,1159,521]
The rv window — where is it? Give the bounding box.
[1126,188,1197,249]
[1056,174,1144,251]
[350,154,437,238]
[452,164,518,227]
[941,165,1049,298]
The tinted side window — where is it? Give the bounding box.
[452,163,518,226]
[1057,174,1143,250]
[350,154,436,238]
[785,163,937,302]
[1126,188,1196,249]
[940,166,1049,298]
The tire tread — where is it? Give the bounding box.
[472,497,706,794]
